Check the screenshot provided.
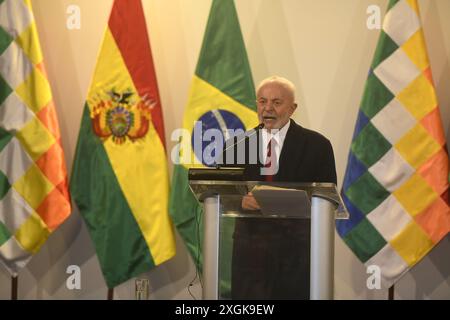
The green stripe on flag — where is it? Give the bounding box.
[0,222,11,247]
[0,26,13,55]
[70,106,155,288]
[219,216,236,299]
[196,0,256,110]
[351,122,391,167]
[170,164,203,270]
[371,31,399,69]
[0,128,11,200]
[343,218,387,263]
[0,170,10,200]
[346,172,390,214]
[0,127,13,152]
[360,72,394,119]
[387,0,400,11]
[0,75,12,106]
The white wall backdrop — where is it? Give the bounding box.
[0,0,449,299]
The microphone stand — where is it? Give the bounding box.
[215,123,264,169]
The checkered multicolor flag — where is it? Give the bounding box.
[0,0,71,275]
[337,0,449,288]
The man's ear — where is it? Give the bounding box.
[292,103,298,112]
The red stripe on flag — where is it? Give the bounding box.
[108,0,166,147]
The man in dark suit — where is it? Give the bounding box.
[225,76,336,299]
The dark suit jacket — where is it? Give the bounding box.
[224,119,337,184]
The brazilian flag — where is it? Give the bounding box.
[169,0,258,296]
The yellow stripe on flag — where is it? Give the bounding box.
[397,74,437,120]
[15,68,52,113]
[390,220,433,266]
[393,173,438,217]
[23,0,33,10]
[402,31,429,72]
[13,164,55,211]
[15,212,50,253]
[87,29,175,265]
[405,0,420,15]
[395,124,441,169]
[16,117,55,161]
[15,22,43,65]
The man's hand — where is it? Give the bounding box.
[241,192,261,210]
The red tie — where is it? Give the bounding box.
[264,138,277,181]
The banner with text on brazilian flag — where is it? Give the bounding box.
[70,0,175,288]
[169,0,258,286]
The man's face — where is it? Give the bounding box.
[256,82,297,130]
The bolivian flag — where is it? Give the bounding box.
[70,0,175,288]
[169,0,258,279]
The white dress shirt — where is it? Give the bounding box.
[261,120,290,165]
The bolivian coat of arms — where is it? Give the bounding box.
[90,90,155,144]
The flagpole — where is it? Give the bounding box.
[388,285,394,300]
[107,287,114,300]
[11,276,18,300]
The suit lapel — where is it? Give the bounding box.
[276,119,305,180]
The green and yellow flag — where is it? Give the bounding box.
[0,0,71,274]
[169,0,258,276]
[70,0,175,288]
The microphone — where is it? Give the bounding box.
[215,123,264,169]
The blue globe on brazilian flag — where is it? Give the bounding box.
[183,76,258,167]
[193,109,245,166]
[169,0,258,293]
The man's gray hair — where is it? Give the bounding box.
[256,76,296,101]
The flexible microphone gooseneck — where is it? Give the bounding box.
[215,123,264,169]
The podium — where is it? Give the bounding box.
[188,168,348,300]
